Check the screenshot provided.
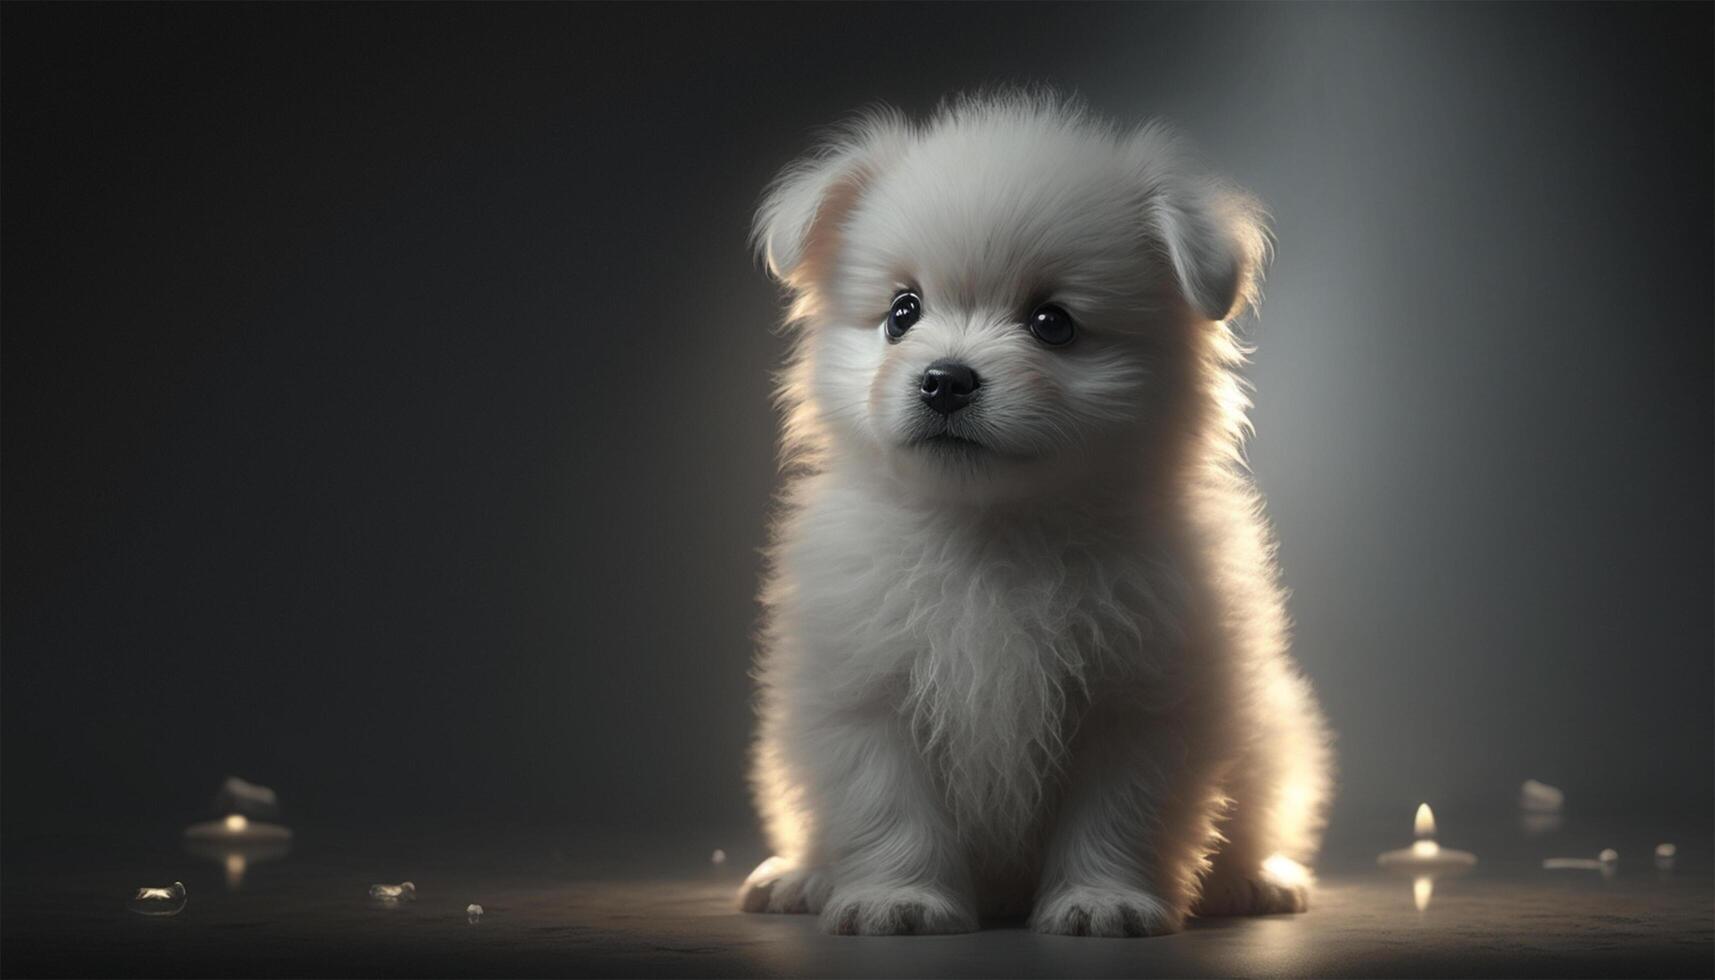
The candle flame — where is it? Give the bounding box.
[1414,803,1436,840]
[224,813,249,832]
[1413,875,1434,911]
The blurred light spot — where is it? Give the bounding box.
[1261,853,1310,889]
[1412,876,1433,912]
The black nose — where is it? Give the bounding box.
[920,359,981,415]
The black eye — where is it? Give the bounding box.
[886,291,921,341]
[1027,303,1075,347]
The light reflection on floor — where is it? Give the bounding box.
[2,813,1709,978]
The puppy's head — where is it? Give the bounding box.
[756,94,1269,501]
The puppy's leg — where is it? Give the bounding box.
[1031,704,1225,938]
[739,704,836,916]
[809,711,977,935]
[739,857,834,915]
[1195,667,1330,917]
[1192,765,1309,916]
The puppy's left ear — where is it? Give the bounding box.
[753,109,911,289]
[1130,127,1272,322]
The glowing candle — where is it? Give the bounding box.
[184,812,292,891]
[185,813,292,844]
[1377,803,1477,910]
[183,779,294,890]
[1379,803,1479,872]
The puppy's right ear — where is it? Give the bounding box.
[753,110,910,289]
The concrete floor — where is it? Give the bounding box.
[3,813,1710,978]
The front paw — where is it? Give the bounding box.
[1031,885,1183,937]
[1193,872,1308,917]
[738,857,831,914]
[820,884,977,935]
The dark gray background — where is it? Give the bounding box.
[4,2,1710,853]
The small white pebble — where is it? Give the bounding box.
[1518,779,1565,813]
[127,880,187,917]
[1598,848,1618,863]
[1655,843,1677,858]
[466,903,484,921]
[710,849,727,865]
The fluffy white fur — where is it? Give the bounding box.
[739,92,1331,937]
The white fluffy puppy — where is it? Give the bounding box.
[740,93,1331,938]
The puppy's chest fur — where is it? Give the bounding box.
[788,488,1188,848]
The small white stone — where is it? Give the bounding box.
[1598,848,1618,864]
[1518,779,1564,813]
[369,881,416,900]
[466,903,484,921]
[214,776,279,817]
[128,880,187,917]
[710,849,727,865]
[1655,843,1677,859]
